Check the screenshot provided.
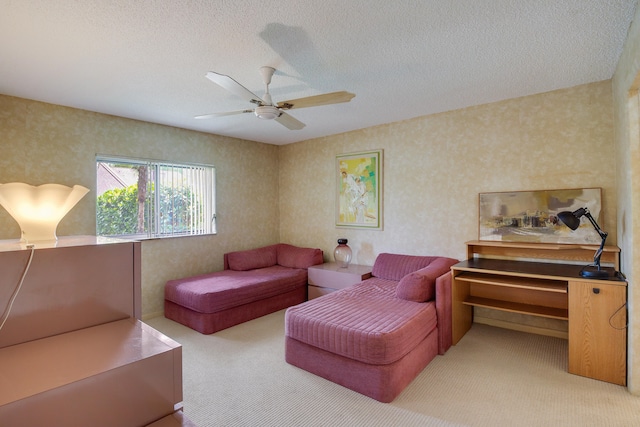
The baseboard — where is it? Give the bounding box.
[474,317,569,340]
[143,311,164,321]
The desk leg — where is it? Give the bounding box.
[452,275,472,344]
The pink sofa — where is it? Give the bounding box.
[284,253,458,402]
[165,243,323,334]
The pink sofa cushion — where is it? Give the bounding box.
[165,265,307,313]
[285,278,438,365]
[396,272,434,302]
[395,257,459,302]
[226,245,277,271]
[277,244,324,269]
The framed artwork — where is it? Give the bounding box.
[336,150,383,229]
[478,188,602,244]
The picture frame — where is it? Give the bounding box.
[478,188,603,244]
[336,150,383,230]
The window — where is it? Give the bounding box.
[96,156,216,239]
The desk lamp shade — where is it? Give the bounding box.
[557,210,582,231]
[557,207,610,278]
[0,183,89,243]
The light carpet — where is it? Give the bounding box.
[146,311,640,427]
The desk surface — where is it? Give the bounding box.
[453,258,626,283]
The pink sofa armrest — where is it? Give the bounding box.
[435,271,453,355]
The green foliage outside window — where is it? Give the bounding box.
[97,185,139,235]
[97,183,200,236]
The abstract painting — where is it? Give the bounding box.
[336,150,383,229]
[478,188,602,244]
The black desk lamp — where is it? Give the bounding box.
[557,207,610,278]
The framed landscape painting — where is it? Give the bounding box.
[478,188,602,244]
[336,150,383,230]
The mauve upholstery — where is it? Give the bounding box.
[165,287,306,335]
[285,327,439,403]
[285,278,437,365]
[395,257,460,302]
[285,253,458,402]
[372,253,444,281]
[165,266,307,313]
[165,244,323,334]
[225,245,277,271]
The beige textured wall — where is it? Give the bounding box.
[0,79,625,382]
[280,81,616,266]
[0,95,280,318]
[612,4,640,394]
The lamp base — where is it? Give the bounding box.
[579,265,615,279]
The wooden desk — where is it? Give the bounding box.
[452,241,627,385]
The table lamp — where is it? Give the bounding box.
[0,182,89,245]
[557,207,611,278]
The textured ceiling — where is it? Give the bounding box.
[1,1,637,145]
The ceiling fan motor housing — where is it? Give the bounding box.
[255,105,280,120]
[200,66,353,129]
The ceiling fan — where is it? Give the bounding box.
[195,66,355,130]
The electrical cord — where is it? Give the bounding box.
[0,247,35,332]
[609,302,628,331]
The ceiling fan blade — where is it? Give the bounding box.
[195,109,254,119]
[277,91,355,110]
[205,72,264,105]
[275,111,306,130]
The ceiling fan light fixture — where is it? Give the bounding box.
[254,105,280,120]
[200,66,354,130]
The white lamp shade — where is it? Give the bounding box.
[0,183,89,243]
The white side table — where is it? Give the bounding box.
[307,262,372,300]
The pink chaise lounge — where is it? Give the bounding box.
[284,253,458,402]
[165,243,323,334]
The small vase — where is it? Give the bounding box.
[334,238,352,268]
